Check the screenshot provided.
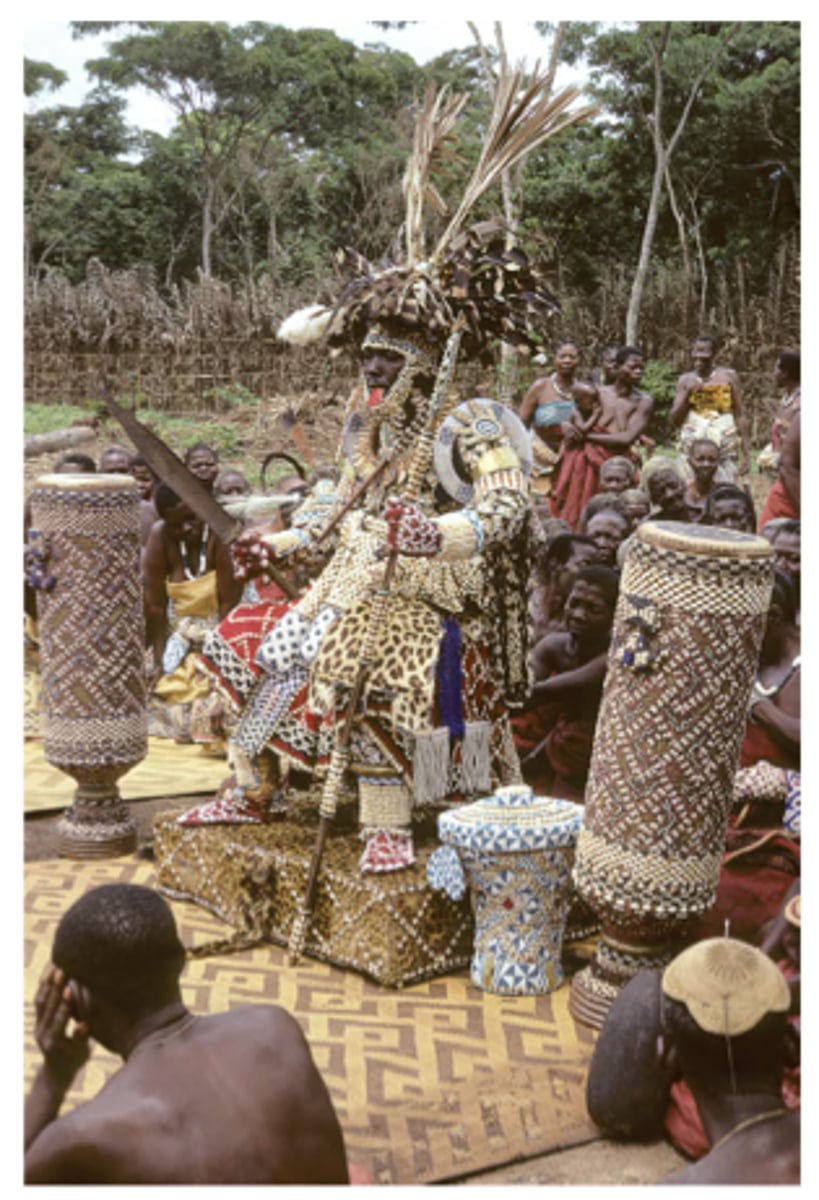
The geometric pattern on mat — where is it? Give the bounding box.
[23,737,229,814]
[24,857,600,1184]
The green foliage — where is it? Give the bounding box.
[24,403,94,435]
[26,20,799,360]
[24,58,68,97]
[202,382,263,411]
[641,358,679,443]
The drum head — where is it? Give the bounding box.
[637,519,772,559]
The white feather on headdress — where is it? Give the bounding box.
[277,304,335,346]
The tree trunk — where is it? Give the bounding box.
[201,178,215,278]
[626,152,666,345]
[25,426,96,458]
[625,23,736,346]
[664,163,692,336]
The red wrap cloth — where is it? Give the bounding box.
[549,437,613,529]
[739,719,799,772]
[758,479,799,531]
[512,704,595,803]
[199,579,292,707]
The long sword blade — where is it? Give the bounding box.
[102,383,243,545]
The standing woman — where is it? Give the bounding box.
[671,335,750,481]
[519,340,581,500]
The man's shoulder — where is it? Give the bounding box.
[534,629,571,652]
[25,1093,132,1183]
[200,1004,308,1050]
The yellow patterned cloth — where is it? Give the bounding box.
[687,381,733,415]
[151,571,221,740]
[165,570,220,620]
[23,854,598,1185]
[24,737,228,813]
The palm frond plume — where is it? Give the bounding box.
[402,85,467,267]
[432,59,599,259]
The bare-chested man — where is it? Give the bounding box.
[586,938,799,1186]
[25,883,349,1184]
[528,532,597,642]
[740,570,800,772]
[143,482,241,679]
[514,565,618,801]
[565,345,654,461]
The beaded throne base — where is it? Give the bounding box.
[153,788,474,988]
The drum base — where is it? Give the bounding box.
[568,966,619,1029]
[568,932,678,1029]
[57,815,138,859]
[54,768,139,860]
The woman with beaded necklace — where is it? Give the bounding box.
[518,339,582,499]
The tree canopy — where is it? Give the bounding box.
[24,20,799,355]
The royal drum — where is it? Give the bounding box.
[570,521,774,1027]
[427,784,583,994]
[30,473,147,857]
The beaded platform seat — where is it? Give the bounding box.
[153,787,474,988]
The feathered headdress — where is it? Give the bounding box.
[278,61,597,364]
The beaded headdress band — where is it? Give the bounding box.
[360,328,438,377]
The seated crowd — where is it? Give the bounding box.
[25,338,800,1183]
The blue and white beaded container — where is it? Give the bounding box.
[427,785,583,995]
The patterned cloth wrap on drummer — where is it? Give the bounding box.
[574,521,774,926]
[428,784,583,995]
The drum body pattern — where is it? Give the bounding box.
[31,474,147,856]
[570,521,773,1026]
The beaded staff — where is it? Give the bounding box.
[288,320,465,962]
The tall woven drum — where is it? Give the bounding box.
[30,474,147,857]
[569,521,773,1027]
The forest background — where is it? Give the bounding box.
[23,19,800,472]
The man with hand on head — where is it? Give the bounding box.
[25,883,349,1185]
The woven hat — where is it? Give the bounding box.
[784,893,801,928]
[662,938,790,1037]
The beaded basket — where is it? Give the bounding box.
[427,785,583,995]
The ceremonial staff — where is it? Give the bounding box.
[288,319,465,963]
